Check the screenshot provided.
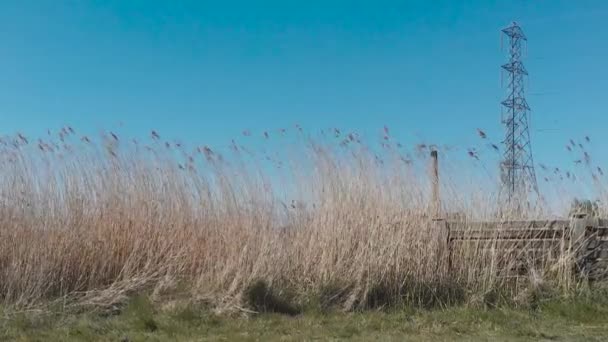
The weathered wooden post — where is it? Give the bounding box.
[569,212,595,279]
[430,149,440,219]
[570,213,588,248]
[429,150,450,274]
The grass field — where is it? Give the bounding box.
[3,295,608,341]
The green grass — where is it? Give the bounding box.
[3,295,608,341]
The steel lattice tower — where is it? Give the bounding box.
[500,22,538,203]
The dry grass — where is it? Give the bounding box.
[0,127,604,312]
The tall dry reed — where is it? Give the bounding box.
[0,127,603,311]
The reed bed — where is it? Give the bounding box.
[0,127,604,312]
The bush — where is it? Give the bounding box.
[244,280,300,315]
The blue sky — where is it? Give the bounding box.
[1,1,607,174]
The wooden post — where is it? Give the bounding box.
[570,213,591,278]
[430,150,440,219]
[432,218,451,275]
[429,150,450,274]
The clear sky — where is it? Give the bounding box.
[1,1,607,173]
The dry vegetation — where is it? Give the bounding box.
[0,126,605,314]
